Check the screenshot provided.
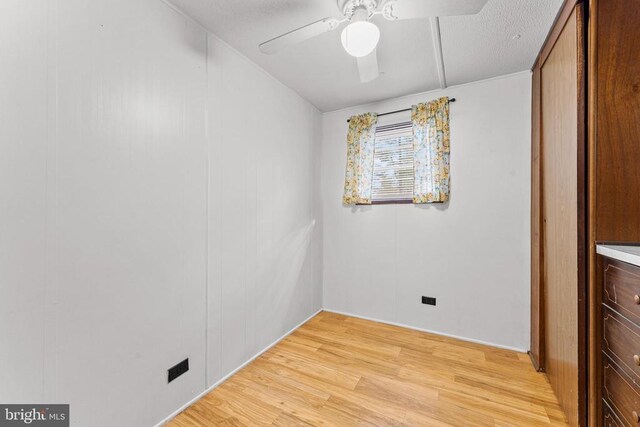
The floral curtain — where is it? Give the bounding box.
[342,112,378,205]
[411,97,450,204]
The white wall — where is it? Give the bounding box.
[1,0,530,422]
[321,72,532,351]
[0,0,49,404]
[205,35,323,387]
[0,1,322,426]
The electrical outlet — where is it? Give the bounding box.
[168,358,189,383]
[422,296,436,306]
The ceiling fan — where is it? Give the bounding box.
[258,0,489,83]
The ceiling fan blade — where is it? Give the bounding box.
[259,18,341,54]
[383,0,488,20]
[357,50,379,83]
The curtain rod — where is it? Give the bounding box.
[347,98,456,123]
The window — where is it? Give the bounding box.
[371,121,414,203]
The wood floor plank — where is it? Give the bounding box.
[168,312,568,426]
[318,395,406,426]
[272,412,317,427]
[260,350,362,390]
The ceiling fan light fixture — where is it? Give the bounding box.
[341,21,380,58]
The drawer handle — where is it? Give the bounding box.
[635,294,640,305]
[635,355,640,366]
[634,410,640,423]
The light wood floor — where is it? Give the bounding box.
[169,312,567,426]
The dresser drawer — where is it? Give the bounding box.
[604,305,640,381]
[603,355,640,426]
[604,258,640,326]
[604,399,625,427]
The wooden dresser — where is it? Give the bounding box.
[530,0,640,423]
[598,245,640,426]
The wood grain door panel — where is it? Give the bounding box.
[594,0,640,243]
[539,4,585,426]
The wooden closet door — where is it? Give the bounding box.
[533,2,587,426]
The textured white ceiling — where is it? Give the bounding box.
[169,0,563,111]
[440,0,562,85]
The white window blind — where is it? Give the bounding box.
[371,121,414,202]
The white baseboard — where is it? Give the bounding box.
[154,308,322,426]
[322,308,528,353]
